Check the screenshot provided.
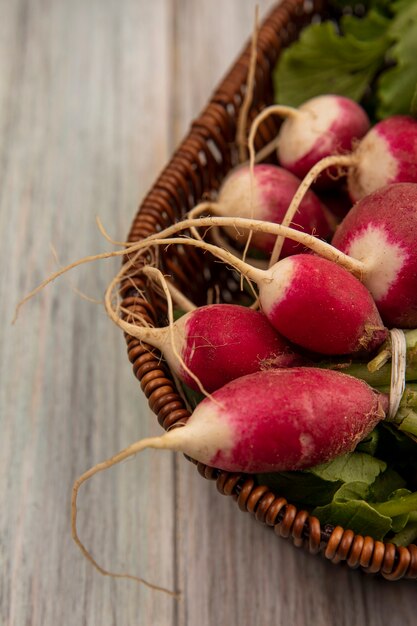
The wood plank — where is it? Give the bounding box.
[0,1,176,624]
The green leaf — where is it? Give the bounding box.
[257,471,340,507]
[313,482,392,540]
[377,1,417,117]
[370,467,406,501]
[329,0,392,11]
[310,452,386,484]
[341,10,390,40]
[388,489,412,532]
[391,512,417,546]
[274,19,390,108]
[391,0,417,13]
[372,490,417,516]
[356,427,380,455]
[257,452,386,508]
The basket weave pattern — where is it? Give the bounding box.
[122,0,417,580]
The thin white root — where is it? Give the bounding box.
[269,153,357,267]
[244,103,299,271]
[127,216,365,277]
[139,267,213,400]
[187,201,219,241]
[103,255,167,344]
[248,103,300,185]
[71,434,180,596]
[251,135,281,164]
[13,248,130,324]
[165,280,196,312]
[187,204,268,274]
[141,265,196,312]
[210,228,268,270]
[14,215,366,322]
[50,244,103,305]
[236,5,259,162]
[96,216,131,247]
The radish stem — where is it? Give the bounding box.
[133,216,365,276]
[372,492,417,517]
[269,153,356,266]
[246,104,299,266]
[236,5,259,162]
[320,361,417,388]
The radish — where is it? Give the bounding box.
[188,164,333,258]
[102,229,387,356]
[248,95,370,186]
[277,117,417,237]
[19,214,385,353]
[253,253,387,355]
[332,183,417,328]
[347,116,417,202]
[74,367,388,474]
[71,367,387,585]
[14,215,363,325]
[117,301,302,393]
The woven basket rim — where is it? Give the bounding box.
[123,0,417,581]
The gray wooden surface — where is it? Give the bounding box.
[1,1,416,624]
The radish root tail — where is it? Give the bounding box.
[14,214,366,323]
[140,267,215,401]
[237,4,259,163]
[71,435,180,597]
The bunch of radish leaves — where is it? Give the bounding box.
[258,425,417,544]
[274,0,417,120]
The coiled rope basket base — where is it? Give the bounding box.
[121,0,417,580]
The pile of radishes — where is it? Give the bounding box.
[20,91,417,583]
[73,93,417,517]
[74,100,417,590]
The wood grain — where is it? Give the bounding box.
[1,1,416,625]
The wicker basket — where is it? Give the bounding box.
[122,0,417,580]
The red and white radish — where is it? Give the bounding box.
[119,302,302,393]
[71,367,387,584]
[347,116,417,202]
[258,253,387,355]
[15,215,362,323]
[106,229,387,356]
[189,164,333,258]
[332,183,417,328]
[280,116,417,231]
[248,95,370,185]
[77,367,388,473]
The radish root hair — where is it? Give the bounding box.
[95,215,132,247]
[243,103,298,271]
[104,263,216,403]
[71,435,180,597]
[140,267,214,401]
[269,153,357,266]
[49,244,103,305]
[187,201,219,241]
[14,214,366,323]
[236,4,259,163]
